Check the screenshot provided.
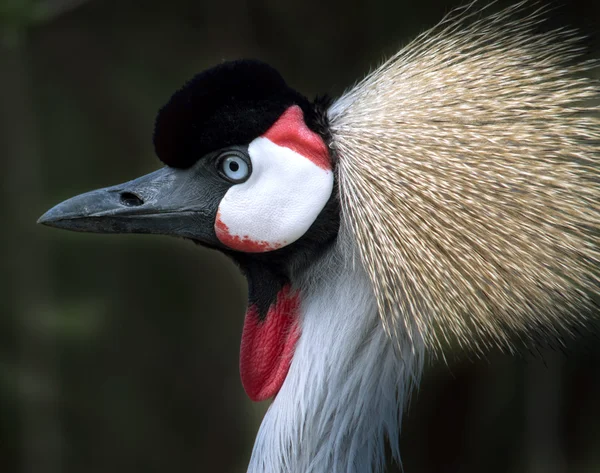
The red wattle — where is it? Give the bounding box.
[262,105,331,170]
[240,286,301,401]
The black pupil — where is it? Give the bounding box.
[229,161,240,172]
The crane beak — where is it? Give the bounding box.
[38,166,219,245]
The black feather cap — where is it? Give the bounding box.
[153,60,328,169]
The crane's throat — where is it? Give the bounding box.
[240,285,301,401]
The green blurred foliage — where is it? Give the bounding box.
[0,1,599,472]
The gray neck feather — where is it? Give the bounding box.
[247,228,424,473]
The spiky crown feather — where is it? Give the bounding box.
[328,1,600,355]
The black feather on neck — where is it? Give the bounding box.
[225,188,340,320]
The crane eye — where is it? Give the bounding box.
[218,152,251,183]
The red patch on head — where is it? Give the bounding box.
[215,212,284,252]
[262,105,331,170]
[240,286,301,401]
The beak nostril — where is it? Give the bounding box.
[120,192,144,207]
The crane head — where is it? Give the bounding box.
[38,59,340,401]
[39,60,337,253]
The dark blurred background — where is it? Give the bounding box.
[1,0,599,472]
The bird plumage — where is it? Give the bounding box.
[38,2,599,472]
[331,1,600,357]
[248,233,409,472]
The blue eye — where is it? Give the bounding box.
[219,153,251,183]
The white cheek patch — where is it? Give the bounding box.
[215,137,334,252]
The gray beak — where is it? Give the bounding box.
[38,166,220,245]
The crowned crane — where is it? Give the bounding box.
[39,3,600,472]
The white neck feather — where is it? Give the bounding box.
[247,231,425,473]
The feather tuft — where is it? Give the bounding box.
[329,1,600,356]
